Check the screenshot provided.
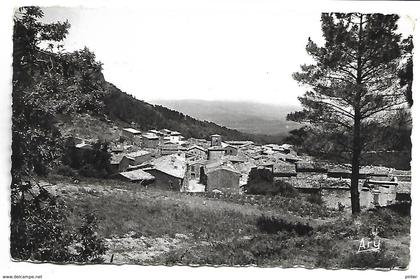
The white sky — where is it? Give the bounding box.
[39,5,413,106]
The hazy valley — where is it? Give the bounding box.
[151,99,302,136]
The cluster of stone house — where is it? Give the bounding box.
[73,127,411,211]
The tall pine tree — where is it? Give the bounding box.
[288,13,411,214]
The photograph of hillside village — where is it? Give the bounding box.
[9,5,414,270]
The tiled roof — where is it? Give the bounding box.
[280,144,293,150]
[110,153,125,164]
[125,150,151,159]
[223,155,246,163]
[207,165,241,175]
[328,166,352,174]
[188,145,206,152]
[208,146,225,151]
[143,133,159,140]
[274,177,320,189]
[390,169,411,176]
[273,164,296,174]
[75,143,93,149]
[152,155,186,179]
[119,169,155,181]
[123,128,142,134]
[359,166,391,176]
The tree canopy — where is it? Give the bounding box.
[288,13,412,213]
[11,6,107,262]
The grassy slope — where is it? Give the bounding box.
[45,175,410,268]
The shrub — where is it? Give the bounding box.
[11,181,107,263]
[162,233,289,266]
[314,237,340,268]
[79,164,108,178]
[343,243,401,269]
[62,141,111,178]
[256,215,313,236]
[244,168,276,195]
[359,208,411,238]
[275,180,299,198]
[306,192,323,205]
[386,202,411,216]
[72,213,108,263]
[56,165,78,177]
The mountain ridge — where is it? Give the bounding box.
[150,99,302,136]
[100,84,288,144]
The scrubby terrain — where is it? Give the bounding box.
[43,176,411,268]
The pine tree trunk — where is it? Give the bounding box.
[350,13,363,215]
[350,112,361,214]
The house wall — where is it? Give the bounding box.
[208,150,225,161]
[396,193,411,202]
[170,135,181,143]
[133,135,142,145]
[161,148,179,156]
[274,173,297,178]
[211,135,222,147]
[321,185,397,210]
[109,163,120,174]
[121,131,142,145]
[121,130,134,140]
[188,148,206,158]
[206,169,240,193]
[146,169,183,191]
[118,174,155,186]
[119,157,135,172]
[327,172,352,179]
[131,153,152,165]
[189,163,204,180]
[143,138,159,149]
[225,146,238,156]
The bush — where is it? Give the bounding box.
[11,181,107,263]
[359,208,411,238]
[162,233,289,266]
[56,165,78,177]
[72,213,108,263]
[343,243,401,269]
[275,180,299,198]
[62,141,111,178]
[79,163,107,178]
[386,202,411,216]
[244,168,276,195]
[306,192,323,205]
[256,215,313,236]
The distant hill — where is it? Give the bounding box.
[101,84,280,143]
[151,99,302,136]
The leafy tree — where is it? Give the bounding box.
[288,13,411,213]
[63,140,111,178]
[398,36,413,106]
[11,7,107,261]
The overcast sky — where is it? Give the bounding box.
[40,5,414,106]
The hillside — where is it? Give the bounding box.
[152,99,302,136]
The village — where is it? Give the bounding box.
[69,126,411,212]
